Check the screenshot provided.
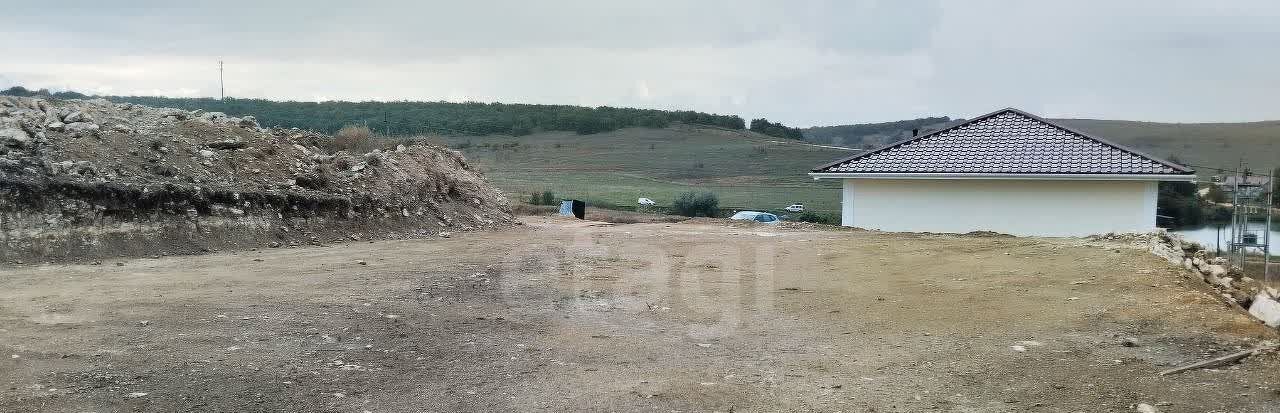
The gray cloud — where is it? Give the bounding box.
[1,0,1278,125]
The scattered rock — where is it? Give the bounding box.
[1120,337,1140,347]
[0,127,32,147]
[1248,294,1280,328]
[62,111,90,123]
[65,122,100,132]
[1135,403,1160,413]
[1213,276,1235,290]
[206,139,247,150]
[357,260,368,265]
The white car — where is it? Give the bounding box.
[637,197,656,206]
[730,211,781,224]
[783,203,805,212]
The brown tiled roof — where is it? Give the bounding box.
[812,108,1193,175]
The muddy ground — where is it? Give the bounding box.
[2,217,1278,412]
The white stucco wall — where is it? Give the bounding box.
[840,179,1158,237]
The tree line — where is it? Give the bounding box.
[1,86,763,137]
[748,118,805,140]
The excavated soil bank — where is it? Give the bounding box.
[0,96,513,262]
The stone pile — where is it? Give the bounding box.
[1148,230,1280,328]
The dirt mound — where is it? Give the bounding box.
[0,96,513,262]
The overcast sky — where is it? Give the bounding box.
[2,1,1278,126]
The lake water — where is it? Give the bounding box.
[1171,223,1278,255]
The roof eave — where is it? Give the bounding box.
[809,172,1198,182]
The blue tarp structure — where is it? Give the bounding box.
[559,200,585,219]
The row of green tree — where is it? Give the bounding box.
[1,86,759,136]
[749,118,805,140]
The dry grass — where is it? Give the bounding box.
[332,124,378,153]
[510,203,558,216]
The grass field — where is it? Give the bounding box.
[416,124,852,215]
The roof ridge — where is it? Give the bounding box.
[810,108,1020,172]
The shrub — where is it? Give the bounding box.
[529,192,542,205]
[540,191,556,206]
[333,124,376,153]
[1205,185,1227,203]
[792,211,838,225]
[673,191,719,217]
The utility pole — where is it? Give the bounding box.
[219,60,225,101]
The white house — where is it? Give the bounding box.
[809,108,1196,237]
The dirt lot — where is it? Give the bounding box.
[2,217,1278,412]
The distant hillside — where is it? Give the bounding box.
[1055,119,1280,173]
[427,124,851,214]
[801,117,953,149]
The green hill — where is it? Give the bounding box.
[424,124,851,214]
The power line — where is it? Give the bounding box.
[219,60,225,101]
[1183,162,1276,175]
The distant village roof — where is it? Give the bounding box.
[811,108,1194,176]
[1220,175,1271,187]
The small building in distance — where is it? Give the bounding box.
[1219,175,1271,198]
[809,108,1196,237]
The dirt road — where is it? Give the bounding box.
[2,217,1278,412]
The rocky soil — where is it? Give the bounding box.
[0,96,513,262]
[1139,231,1280,328]
[1,218,1277,412]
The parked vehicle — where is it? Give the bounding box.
[730,211,781,224]
[784,203,805,212]
[637,197,656,206]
